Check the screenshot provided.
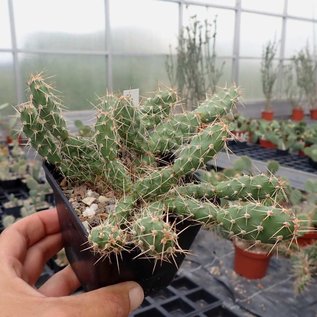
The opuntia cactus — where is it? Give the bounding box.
[19,73,299,264]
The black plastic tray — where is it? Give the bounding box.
[228,143,317,174]
[0,188,29,216]
[130,275,241,317]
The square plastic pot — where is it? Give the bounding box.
[43,162,201,296]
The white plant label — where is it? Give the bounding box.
[123,88,139,106]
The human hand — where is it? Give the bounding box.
[0,208,144,317]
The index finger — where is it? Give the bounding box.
[0,208,60,262]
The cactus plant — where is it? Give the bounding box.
[293,46,317,111]
[166,15,225,110]
[19,73,300,290]
[292,241,317,294]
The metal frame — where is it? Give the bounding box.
[2,0,317,105]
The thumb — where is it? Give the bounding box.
[61,281,144,317]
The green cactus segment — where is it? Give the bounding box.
[20,104,62,164]
[134,154,156,169]
[172,183,215,199]
[173,123,228,175]
[133,167,178,199]
[113,97,148,153]
[28,75,69,141]
[59,136,100,180]
[164,196,217,225]
[141,90,176,115]
[148,113,200,154]
[60,136,88,159]
[217,203,297,244]
[140,90,177,129]
[88,222,127,254]
[132,211,178,258]
[98,94,120,111]
[104,161,132,193]
[144,201,166,216]
[214,174,285,201]
[109,196,135,223]
[194,86,239,123]
[95,112,118,161]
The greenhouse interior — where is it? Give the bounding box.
[2,0,317,316]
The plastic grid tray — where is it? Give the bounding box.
[0,187,29,212]
[228,142,317,174]
[130,275,241,317]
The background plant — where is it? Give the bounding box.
[261,40,279,112]
[283,61,303,109]
[293,46,317,110]
[166,15,225,110]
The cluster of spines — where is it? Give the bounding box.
[140,89,177,129]
[193,86,240,123]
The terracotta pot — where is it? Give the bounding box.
[6,134,24,146]
[291,108,304,121]
[310,108,317,120]
[233,243,272,279]
[259,138,277,149]
[261,110,274,121]
[297,231,317,247]
[6,135,13,145]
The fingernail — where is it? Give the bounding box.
[129,285,144,311]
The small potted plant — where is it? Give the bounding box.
[293,46,317,120]
[258,120,279,149]
[261,40,278,121]
[283,62,304,121]
[226,113,251,145]
[19,74,299,295]
[295,180,317,246]
[266,120,301,155]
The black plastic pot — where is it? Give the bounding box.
[43,162,201,296]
